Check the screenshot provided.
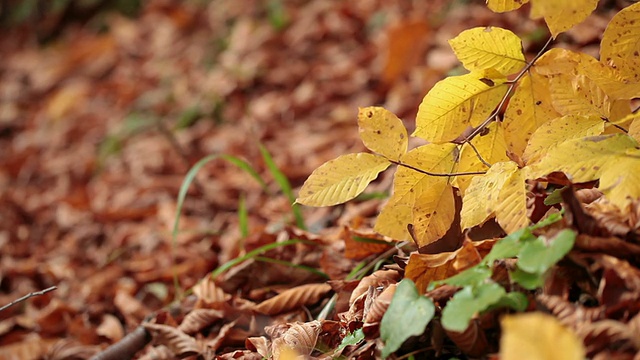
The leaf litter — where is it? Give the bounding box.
[1,0,640,359]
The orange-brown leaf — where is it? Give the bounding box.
[253,283,332,315]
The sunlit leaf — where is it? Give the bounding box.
[523,115,605,163]
[503,70,560,156]
[380,279,435,358]
[375,144,458,242]
[357,106,408,161]
[500,312,585,360]
[495,165,529,233]
[412,184,457,247]
[455,121,509,193]
[414,70,508,143]
[449,26,526,76]
[460,161,518,230]
[600,2,640,70]
[530,0,598,38]
[441,282,506,332]
[486,0,530,12]
[296,153,390,206]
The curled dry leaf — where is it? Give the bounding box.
[444,319,490,358]
[349,269,400,306]
[246,336,271,358]
[536,294,604,328]
[576,320,639,356]
[45,340,100,360]
[178,308,224,334]
[192,276,231,308]
[253,283,332,315]
[271,321,322,358]
[138,345,174,360]
[143,323,200,358]
[574,234,640,259]
[96,314,124,342]
[364,283,396,325]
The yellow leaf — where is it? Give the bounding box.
[600,2,640,68]
[296,153,390,206]
[495,165,529,233]
[412,184,457,246]
[503,70,560,156]
[523,115,605,163]
[548,73,614,118]
[628,115,640,142]
[414,70,508,143]
[357,106,408,161]
[500,312,585,360]
[600,149,640,211]
[529,134,637,182]
[461,161,519,230]
[579,59,640,100]
[530,0,598,38]
[448,26,526,76]
[486,0,530,13]
[375,144,458,242]
[455,121,509,194]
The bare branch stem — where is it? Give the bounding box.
[0,286,57,312]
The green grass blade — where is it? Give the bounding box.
[210,239,307,278]
[238,193,249,239]
[258,143,306,230]
[254,256,328,279]
[220,154,268,191]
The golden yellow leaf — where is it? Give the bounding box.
[412,184,457,246]
[503,70,560,156]
[529,134,640,211]
[600,2,640,69]
[455,121,509,194]
[296,153,390,206]
[357,106,408,161]
[530,0,598,38]
[461,161,519,230]
[414,70,508,143]
[486,0,530,12]
[500,312,585,360]
[579,59,640,100]
[495,165,529,233]
[523,115,605,163]
[448,26,526,76]
[628,115,640,142]
[547,73,613,118]
[375,144,458,242]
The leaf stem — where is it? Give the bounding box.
[388,159,486,177]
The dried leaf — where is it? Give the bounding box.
[178,308,224,334]
[144,323,200,358]
[253,283,332,315]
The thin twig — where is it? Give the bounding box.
[602,117,629,133]
[465,36,555,143]
[389,159,486,177]
[466,140,492,168]
[0,286,57,312]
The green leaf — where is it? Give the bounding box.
[380,280,435,358]
[337,328,365,352]
[510,266,545,290]
[492,292,529,311]
[432,264,492,288]
[441,282,506,332]
[517,229,576,274]
[482,228,533,265]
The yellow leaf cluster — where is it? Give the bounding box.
[297,1,640,251]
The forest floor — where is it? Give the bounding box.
[0,0,632,359]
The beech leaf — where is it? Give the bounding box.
[296,153,390,206]
[530,0,598,38]
[500,312,585,360]
[414,70,508,143]
[357,106,408,161]
[486,0,530,12]
[380,279,435,358]
[448,26,526,76]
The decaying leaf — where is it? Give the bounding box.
[253,283,332,315]
[144,323,200,358]
[178,308,224,334]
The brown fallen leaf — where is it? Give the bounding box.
[253,283,332,315]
